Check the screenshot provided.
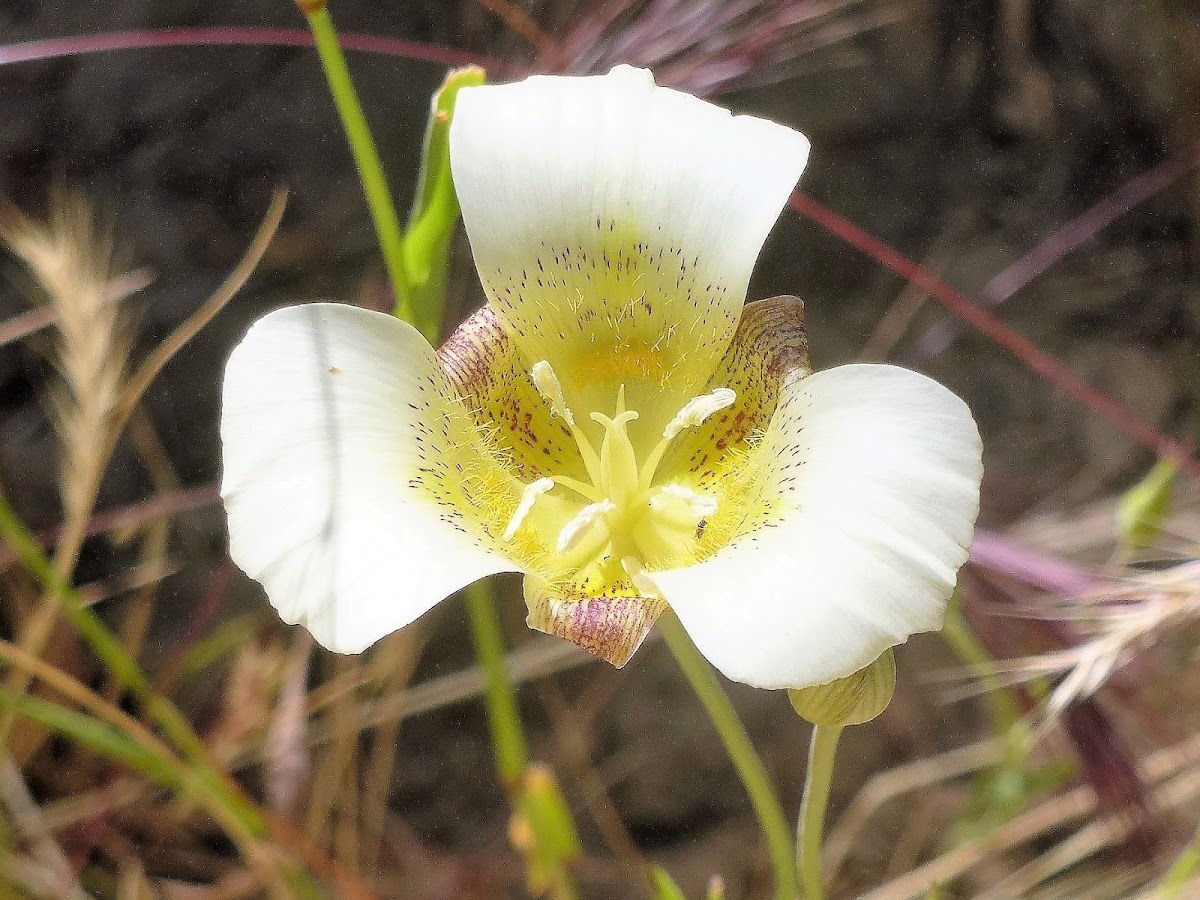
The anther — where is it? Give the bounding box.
[650,484,718,519]
[662,387,736,440]
[638,388,738,491]
[531,360,574,425]
[556,500,614,554]
[503,477,554,541]
[531,360,603,485]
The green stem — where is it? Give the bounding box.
[463,580,529,787]
[293,15,576,891]
[299,4,413,321]
[465,583,581,899]
[796,724,842,900]
[658,612,799,900]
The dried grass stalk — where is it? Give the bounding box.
[1,196,135,569]
[991,561,1200,725]
[546,0,895,95]
[0,196,140,758]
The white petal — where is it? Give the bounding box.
[221,303,521,653]
[654,364,983,690]
[450,66,809,428]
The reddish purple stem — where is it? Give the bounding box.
[985,141,1200,304]
[914,140,1200,359]
[790,191,1200,481]
[969,528,1100,595]
[0,27,502,70]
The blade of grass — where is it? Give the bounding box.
[984,140,1200,304]
[0,491,381,898]
[0,267,153,349]
[649,866,688,900]
[0,484,219,569]
[0,756,88,900]
[1161,822,1200,897]
[109,406,177,701]
[472,0,555,55]
[116,190,286,430]
[0,637,177,768]
[0,687,319,899]
[0,491,265,843]
[967,529,1099,595]
[464,581,530,785]
[0,688,179,786]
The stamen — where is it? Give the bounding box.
[556,500,614,554]
[531,360,575,425]
[662,387,736,440]
[639,387,738,491]
[650,484,718,519]
[503,477,555,541]
[531,359,603,486]
[621,557,661,597]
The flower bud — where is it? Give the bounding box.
[788,648,896,727]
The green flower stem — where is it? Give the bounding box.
[299,3,413,323]
[796,724,842,900]
[297,9,579,891]
[463,580,529,785]
[658,612,800,900]
[464,582,581,899]
[401,65,486,339]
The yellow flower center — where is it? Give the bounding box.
[503,359,735,583]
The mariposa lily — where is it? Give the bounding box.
[221,66,982,690]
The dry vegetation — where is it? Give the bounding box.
[0,1,1199,898]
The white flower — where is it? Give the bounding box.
[220,66,982,690]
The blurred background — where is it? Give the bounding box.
[1,1,1199,897]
